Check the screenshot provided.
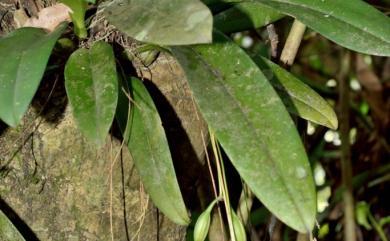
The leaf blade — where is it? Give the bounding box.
[60,0,88,38]
[0,23,67,126]
[102,0,213,46]
[254,56,338,129]
[172,32,316,233]
[254,0,390,56]
[214,2,284,33]
[117,77,190,225]
[64,41,118,146]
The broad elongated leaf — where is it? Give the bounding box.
[0,23,67,127]
[64,41,118,146]
[253,0,390,56]
[60,0,88,38]
[254,56,338,129]
[172,32,316,233]
[103,0,213,46]
[0,210,25,241]
[116,77,190,225]
[214,2,284,33]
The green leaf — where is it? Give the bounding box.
[64,41,118,146]
[0,210,25,241]
[102,0,213,46]
[194,210,211,241]
[117,77,190,225]
[172,32,316,233]
[231,209,247,241]
[60,0,88,38]
[253,0,390,56]
[253,56,338,129]
[193,198,220,241]
[356,201,372,230]
[214,2,284,33]
[0,23,67,127]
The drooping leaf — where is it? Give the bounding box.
[116,77,190,225]
[64,41,118,146]
[0,210,25,241]
[214,2,284,33]
[172,32,316,233]
[253,0,390,56]
[102,0,213,46]
[0,23,67,127]
[60,0,88,38]
[253,56,338,129]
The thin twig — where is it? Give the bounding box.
[338,51,356,241]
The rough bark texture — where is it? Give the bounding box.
[0,1,209,240]
[0,105,186,241]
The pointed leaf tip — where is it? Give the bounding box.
[172,31,316,232]
[253,56,338,130]
[117,77,190,225]
[64,41,118,146]
[0,23,67,127]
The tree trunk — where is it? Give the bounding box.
[0,1,209,240]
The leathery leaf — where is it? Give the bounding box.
[118,77,190,225]
[60,0,88,38]
[172,31,316,233]
[64,41,118,146]
[254,56,338,129]
[254,0,390,56]
[103,0,213,46]
[214,2,284,33]
[0,23,67,127]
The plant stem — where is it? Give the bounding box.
[368,212,389,241]
[280,19,306,65]
[338,51,356,241]
[210,131,236,241]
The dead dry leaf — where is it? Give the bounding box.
[22,3,71,32]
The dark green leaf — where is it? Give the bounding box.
[172,32,316,233]
[0,23,67,127]
[214,2,284,33]
[253,56,338,129]
[117,77,190,225]
[64,41,118,146]
[103,0,213,46]
[60,0,88,38]
[253,0,390,56]
[0,210,25,241]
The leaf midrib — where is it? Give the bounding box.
[281,85,335,128]
[190,47,310,230]
[13,50,25,125]
[256,0,390,46]
[88,51,102,140]
[133,91,187,223]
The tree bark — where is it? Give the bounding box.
[0,1,209,240]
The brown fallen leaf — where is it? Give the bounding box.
[22,3,71,32]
